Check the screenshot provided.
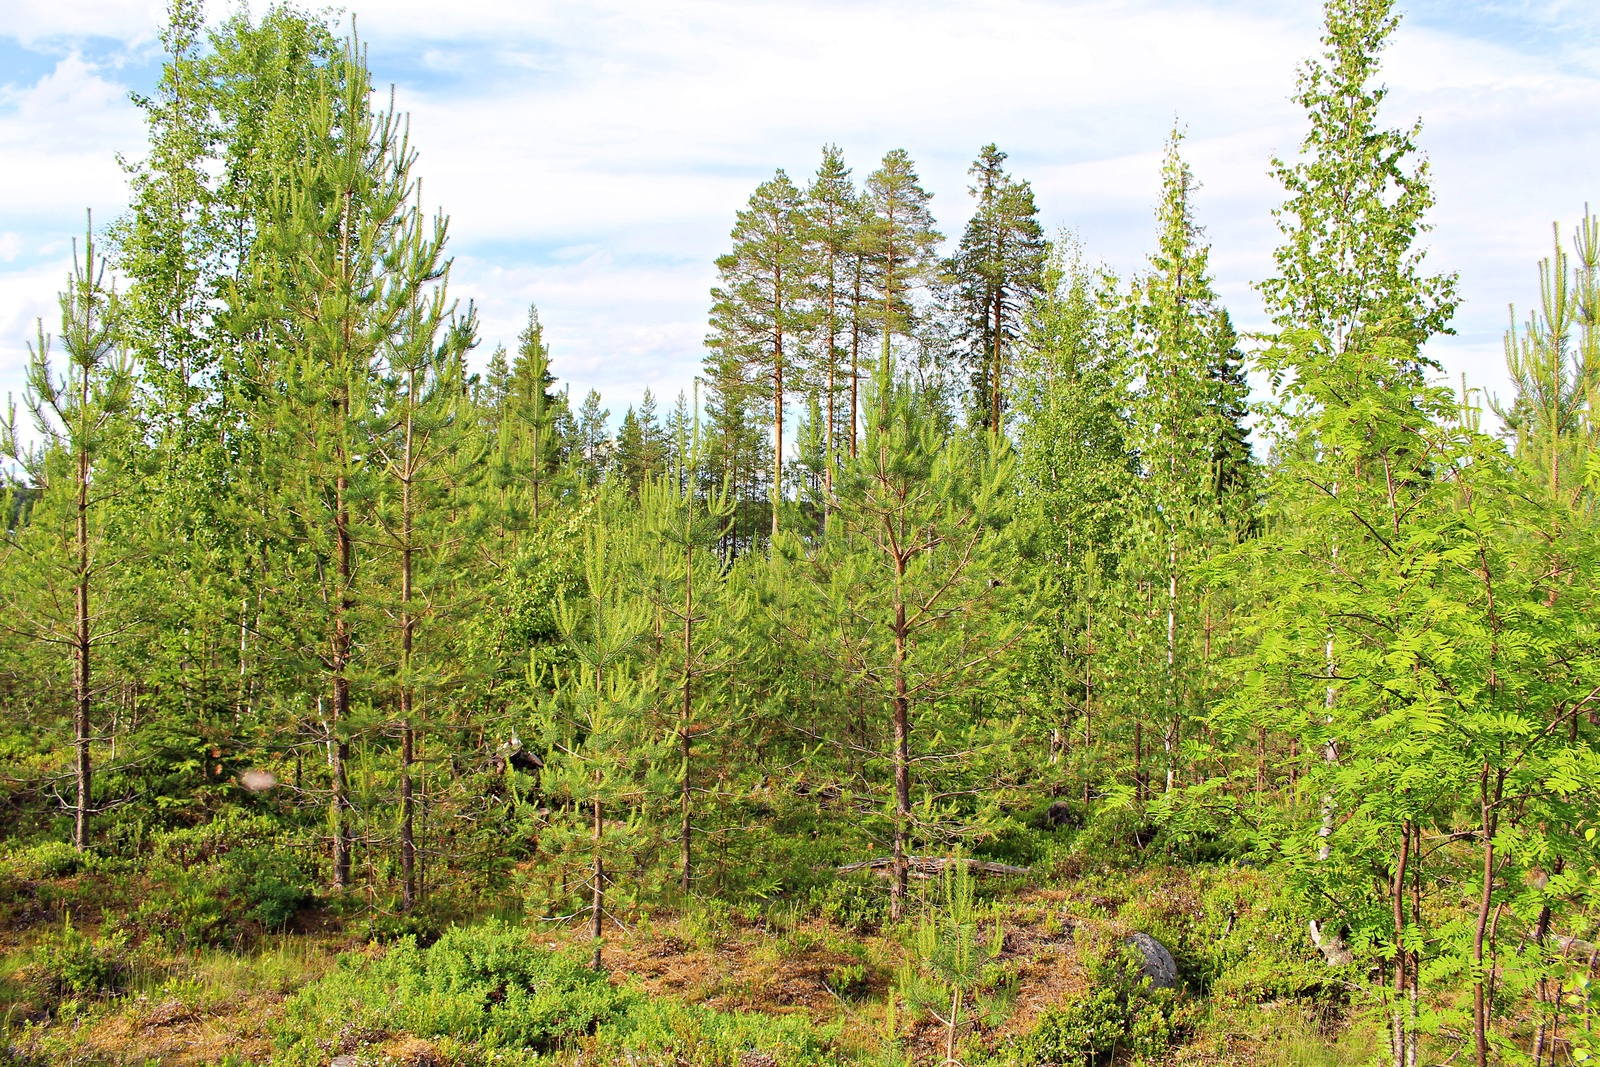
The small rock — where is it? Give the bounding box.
[330,1057,359,1067]
[1125,931,1179,989]
[1040,801,1080,829]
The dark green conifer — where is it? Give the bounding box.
[947,144,1046,432]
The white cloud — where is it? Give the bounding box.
[1,0,164,48]
[0,0,1596,423]
[0,254,74,406]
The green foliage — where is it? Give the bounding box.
[897,859,1014,1060]
[1016,942,1179,1066]
[825,962,872,1001]
[1257,0,1457,357]
[26,917,129,1006]
[1022,986,1126,1065]
[277,918,844,1065]
[0,4,1595,1063]
[595,997,842,1067]
[949,143,1048,431]
[279,919,636,1054]
[1192,874,1339,1004]
[223,848,313,931]
[814,877,889,935]
[7,842,84,881]
[130,868,230,949]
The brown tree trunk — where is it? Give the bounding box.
[591,790,605,971]
[332,470,353,889]
[1165,544,1177,793]
[1531,893,1553,1065]
[1473,763,1503,1067]
[400,722,415,906]
[772,326,783,539]
[680,522,694,895]
[991,286,1004,432]
[74,446,91,853]
[891,551,910,919]
[1391,823,1410,1067]
[399,390,417,909]
[850,260,863,459]
[1134,720,1143,802]
[1082,595,1093,805]
[824,248,837,522]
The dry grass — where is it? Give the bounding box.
[1,932,343,1066]
[0,871,1384,1066]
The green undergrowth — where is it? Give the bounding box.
[1036,945,1186,1065]
[0,856,1368,1066]
[0,817,318,951]
[275,918,844,1066]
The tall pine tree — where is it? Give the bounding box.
[948,144,1046,433]
[707,170,813,538]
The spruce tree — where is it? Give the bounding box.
[574,389,611,483]
[615,390,666,493]
[506,304,570,519]
[701,351,768,556]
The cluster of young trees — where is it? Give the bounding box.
[2,0,1599,1061]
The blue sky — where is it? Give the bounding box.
[2,0,1597,429]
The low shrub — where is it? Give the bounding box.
[813,877,885,935]
[1193,871,1339,1003]
[595,997,841,1067]
[1016,940,1180,1066]
[1021,986,1126,1065]
[354,900,447,945]
[26,917,130,1007]
[824,962,870,1001]
[678,897,736,949]
[147,811,286,869]
[1070,802,1166,869]
[277,918,846,1064]
[220,847,313,931]
[129,868,229,948]
[278,919,635,1056]
[115,841,313,946]
[12,842,84,881]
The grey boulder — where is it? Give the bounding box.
[1125,931,1179,989]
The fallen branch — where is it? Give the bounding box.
[837,855,1030,879]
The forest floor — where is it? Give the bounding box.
[0,865,1385,1067]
